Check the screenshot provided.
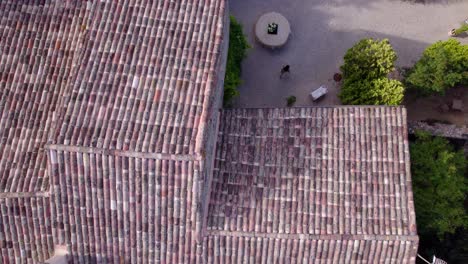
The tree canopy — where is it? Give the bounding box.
[410,131,467,238]
[340,77,404,105]
[339,38,404,105]
[406,39,468,94]
[341,38,397,81]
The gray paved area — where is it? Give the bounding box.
[230,0,468,108]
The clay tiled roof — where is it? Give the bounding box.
[1,196,53,263]
[50,0,225,155]
[0,1,90,262]
[0,1,90,194]
[0,0,419,263]
[206,107,418,263]
[44,0,226,261]
[48,149,203,263]
[0,0,227,263]
[204,235,417,263]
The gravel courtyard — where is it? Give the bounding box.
[230,0,468,109]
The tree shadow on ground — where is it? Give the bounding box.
[229,0,432,108]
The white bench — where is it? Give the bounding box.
[310,86,328,101]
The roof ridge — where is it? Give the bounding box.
[222,106,406,110]
[206,230,419,242]
[45,144,202,161]
[0,191,50,199]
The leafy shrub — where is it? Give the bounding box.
[286,96,296,107]
[341,38,397,82]
[410,131,467,239]
[453,24,468,36]
[224,16,250,107]
[340,78,404,105]
[406,39,468,94]
[339,38,404,105]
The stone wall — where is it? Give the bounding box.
[408,121,468,139]
[409,121,468,155]
[197,2,230,247]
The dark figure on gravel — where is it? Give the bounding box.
[280,64,290,79]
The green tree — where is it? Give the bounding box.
[339,38,404,105]
[410,131,467,239]
[224,16,250,106]
[406,39,468,94]
[340,77,404,105]
[341,38,397,81]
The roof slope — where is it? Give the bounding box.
[49,149,203,263]
[1,196,53,262]
[204,235,417,263]
[44,0,226,262]
[0,0,227,262]
[206,107,418,262]
[0,2,91,261]
[49,0,224,155]
[0,1,90,193]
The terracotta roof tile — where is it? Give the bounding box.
[206,107,418,262]
[0,0,419,263]
[1,196,54,263]
[0,1,90,193]
[50,0,225,155]
[0,0,226,262]
[49,150,203,263]
[203,234,418,263]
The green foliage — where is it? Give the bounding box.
[339,38,404,105]
[286,96,296,107]
[224,16,250,107]
[453,24,468,36]
[410,131,467,239]
[406,39,468,94]
[341,38,397,81]
[340,78,404,105]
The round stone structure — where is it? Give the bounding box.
[255,12,291,48]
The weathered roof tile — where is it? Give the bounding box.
[0,1,419,263]
[0,0,89,193]
[49,150,202,263]
[206,107,418,263]
[50,0,225,156]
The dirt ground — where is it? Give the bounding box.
[404,86,467,126]
[230,0,468,126]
